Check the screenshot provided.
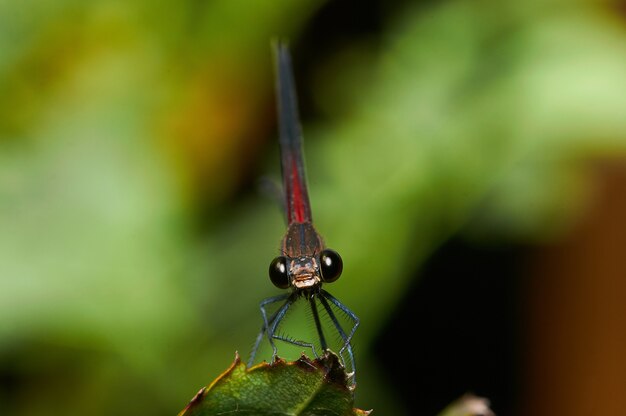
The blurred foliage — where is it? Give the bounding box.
[0,0,625,415]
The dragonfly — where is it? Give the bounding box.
[248,42,359,386]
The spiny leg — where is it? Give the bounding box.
[319,290,359,386]
[318,296,357,386]
[248,293,290,367]
[319,296,355,370]
[249,309,280,367]
[268,296,328,360]
[272,334,319,358]
[320,289,360,348]
[267,293,297,361]
[309,295,328,351]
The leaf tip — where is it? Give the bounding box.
[272,354,287,365]
[177,386,206,416]
[317,350,352,388]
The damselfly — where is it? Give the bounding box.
[248,42,359,387]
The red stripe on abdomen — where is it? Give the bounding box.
[289,158,309,223]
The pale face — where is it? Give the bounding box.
[288,256,322,290]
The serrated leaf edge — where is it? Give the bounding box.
[178,351,243,416]
[179,351,370,415]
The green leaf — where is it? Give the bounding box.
[179,351,371,416]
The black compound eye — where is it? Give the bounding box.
[319,249,343,283]
[269,256,289,289]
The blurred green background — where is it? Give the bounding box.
[1,0,625,415]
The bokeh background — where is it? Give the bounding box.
[1,0,625,415]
